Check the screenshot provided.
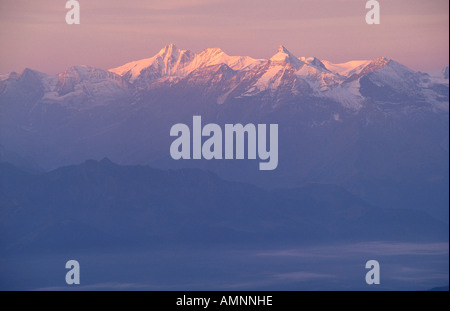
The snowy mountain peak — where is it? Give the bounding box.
[362,56,393,73]
[157,43,187,61]
[195,47,263,72]
[158,43,177,54]
[277,45,289,54]
[371,56,389,67]
[322,60,371,77]
[299,57,329,72]
[200,47,225,56]
[341,56,394,82]
[270,45,304,68]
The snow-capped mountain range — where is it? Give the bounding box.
[107,44,447,110]
[1,44,447,111]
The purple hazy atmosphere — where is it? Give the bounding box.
[0,0,448,74]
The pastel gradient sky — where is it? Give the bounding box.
[0,0,448,74]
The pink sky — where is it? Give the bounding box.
[0,0,448,74]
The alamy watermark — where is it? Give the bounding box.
[366,0,380,25]
[170,116,279,171]
[65,260,80,285]
[66,0,80,25]
[365,260,381,285]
